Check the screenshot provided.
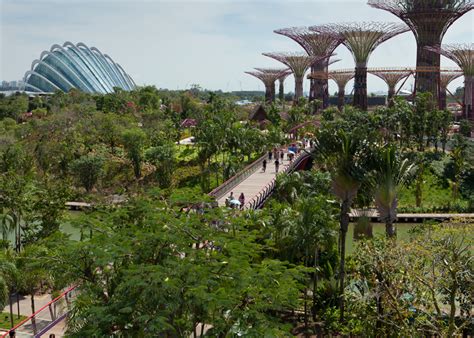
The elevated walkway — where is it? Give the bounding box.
[209,147,312,210]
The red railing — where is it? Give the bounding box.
[2,285,77,338]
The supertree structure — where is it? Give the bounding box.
[426,43,474,120]
[277,71,292,102]
[262,52,329,103]
[438,69,463,110]
[245,68,289,103]
[368,67,412,106]
[274,27,344,108]
[328,69,355,111]
[368,0,473,101]
[311,22,409,111]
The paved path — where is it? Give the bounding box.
[0,294,69,337]
[217,153,293,207]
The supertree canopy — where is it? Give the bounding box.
[427,43,473,120]
[262,52,329,103]
[274,27,344,108]
[311,22,409,110]
[368,0,473,102]
[368,67,412,105]
[328,69,355,110]
[245,68,290,103]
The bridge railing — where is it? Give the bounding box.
[1,286,77,338]
[208,153,267,201]
[244,149,312,210]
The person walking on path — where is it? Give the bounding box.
[274,159,280,173]
[280,151,284,161]
[268,151,272,160]
[262,159,267,172]
[238,193,245,210]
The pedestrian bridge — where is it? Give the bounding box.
[209,148,313,210]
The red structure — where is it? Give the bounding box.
[263,52,329,103]
[245,68,289,103]
[427,44,473,121]
[327,69,355,111]
[311,22,409,111]
[273,27,343,108]
[368,67,412,106]
[368,0,473,102]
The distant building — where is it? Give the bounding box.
[23,41,136,94]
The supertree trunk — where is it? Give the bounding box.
[264,84,272,103]
[465,76,474,122]
[387,85,395,107]
[337,85,345,111]
[294,75,304,103]
[415,40,440,101]
[279,80,284,101]
[270,82,276,102]
[439,87,447,110]
[313,64,329,108]
[353,63,368,111]
[309,65,317,101]
[323,77,330,109]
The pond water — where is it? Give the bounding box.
[346,222,419,255]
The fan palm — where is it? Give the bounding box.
[373,146,415,238]
[314,129,368,322]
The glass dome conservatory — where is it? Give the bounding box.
[23,42,136,94]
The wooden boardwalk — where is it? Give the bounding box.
[349,209,474,222]
[217,155,293,207]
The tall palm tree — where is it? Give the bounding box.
[372,146,415,238]
[293,197,337,322]
[314,129,368,322]
[0,253,18,328]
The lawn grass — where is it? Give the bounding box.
[0,312,27,330]
[398,171,469,212]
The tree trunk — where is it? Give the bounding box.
[464,76,473,122]
[264,84,272,103]
[385,218,396,238]
[279,79,285,102]
[448,275,458,337]
[353,63,368,111]
[309,66,316,102]
[9,292,14,328]
[16,292,20,319]
[387,86,395,107]
[312,248,319,320]
[270,81,276,103]
[31,293,37,334]
[339,199,350,323]
[439,87,447,110]
[415,37,441,103]
[294,75,304,104]
[337,86,345,112]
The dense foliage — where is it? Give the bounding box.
[0,88,472,336]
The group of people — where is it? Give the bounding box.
[225,191,245,210]
[263,146,296,173]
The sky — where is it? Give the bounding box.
[1,0,472,94]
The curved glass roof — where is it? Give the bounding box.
[24,42,135,94]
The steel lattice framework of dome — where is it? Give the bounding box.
[23,41,136,94]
